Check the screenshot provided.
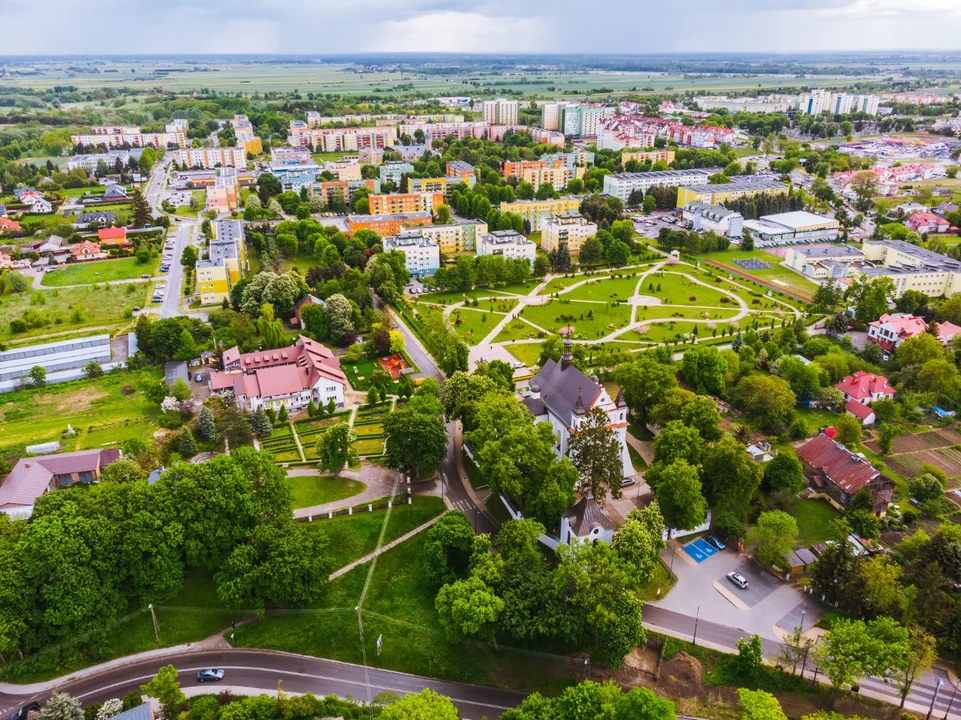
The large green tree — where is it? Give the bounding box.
[315,422,356,475]
[701,436,762,516]
[653,460,707,531]
[680,345,728,396]
[568,407,624,503]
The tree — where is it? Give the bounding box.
[850,171,878,212]
[578,237,605,266]
[735,634,765,683]
[701,436,762,517]
[833,413,862,449]
[642,195,657,214]
[568,407,623,503]
[83,361,104,379]
[611,506,665,584]
[892,626,937,709]
[278,404,288,424]
[747,511,797,568]
[130,189,151,228]
[681,346,727,396]
[38,693,84,720]
[734,374,796,430]
[435,575,504,647]
[196,406,217,441]
[434,203,451,224]
[323,293,355,345]
[654,460,707,531]
[170,376,192,401]
[779,623,817,677]
[533,254,550,277]
[28,365,46,388]
[180,245,198,268]
[315,422,356,475]
[424,512,474,589]
[652,420,704,467]
[249,408,271,437]
[763,452,804,494]
[813,617,910,696]
[606,240,631,266]
[738,689,787,720]
[174,428,198,458]
[140,665,185,720]
[378,689,459,720]
[846,275,896,324]
[384,393,447,479]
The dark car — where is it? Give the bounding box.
[707,535,726,551]
[12,703,41,720]
[197,669,225,682]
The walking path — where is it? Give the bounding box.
[290,422,306,462]
[291,464,398,519]
[328,510,449,580]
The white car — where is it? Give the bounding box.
[726,572,749,590]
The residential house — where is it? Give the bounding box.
[935,202,960,217]
[905,212,951,234]
[76,211,115,227]
[98,226,132,250]
[27,197,53,214]
[867,313,929,351]
[70,241,106,262]
[835,371,895,404]
[209,335,346,413]
[523,338,634,480]
[32,235,68,265]
[0,218,21,232]
[108,705,154,720]
[0,448,122,517]
[559,490,615,545]
[103,184,128,200]
[797,432,894,513]
[845,399,877,426]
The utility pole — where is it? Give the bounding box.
[944,679,961,720]
[928,679,945,720]
[692,607,700,647]
[148,604,160,644]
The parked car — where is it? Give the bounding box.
[620,477,636,487]
[196,669,225,682]
[510,361,526,369]
[707,535,726,551]
[11,703,41,720]
[195,374,203,383]
[141,274,150,279]
[726,571,749,590]
[132,306,141,313]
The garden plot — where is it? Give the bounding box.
[865,428,961,455]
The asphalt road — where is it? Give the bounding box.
[158,221,192,319]
[0,650,524,720]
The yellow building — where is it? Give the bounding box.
[407,175,476,196]
[521,165,582,191]
[622,150,676,165]
[197,220,247,305]
[419,220,488,254]
[499,197,582,232]
[368,192,445,215]
[676,179,788,208]
[541,213,598,255]
[238,134,262,157]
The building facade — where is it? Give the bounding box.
[499,197,582,232]
[602,169,713,203]
[383,232,440,277]
[541,213,598,255]
[476,231,537,263]
[196,220,246,305]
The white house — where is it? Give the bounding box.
[28,197,53,214]
[209,335,346,413]
[522,338,634,480]
[559,490,615,545]
[383,231,440,278]
[475,230,537,264]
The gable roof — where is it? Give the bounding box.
[71,240,101,256]
[845,399,875,421]
[869,313,927,339]
[0,218,21,231]
[98,226,127,241]
[565,492,615,536]
[104,184,128,198]
[835,371,894,400]
[938,321,961,344]
[527,358,602,426]
[797,432,880,496]
[0,449,120,510]
[77,211,115,224]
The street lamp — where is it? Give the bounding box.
[692,607,700,647]
[928,678,945,720]
[944,678,960,720]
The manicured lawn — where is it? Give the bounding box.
[352,437,384,456]
[279,249,318,274]
[353,422,384,437]
[564,275,643,302]
[636,320,733,344]
[449,308,504,346]
[502,342,542,366]
[793,499,840,546]
[0,283,147,341]
[413,288,514,305]
[0,369,162,453]
[520,298,632,339]
[643,271,734,307]
[637,559,674,602]
[345,357,378,391]
[288,476,366,509]
[41,257,158,287]
[493,318,541,343]
[706,249,820,297]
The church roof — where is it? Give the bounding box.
[527,358,602,425]
[565,492,616,536]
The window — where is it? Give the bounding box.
[78,471,94,484]
[56,474,73,488]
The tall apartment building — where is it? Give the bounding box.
[419,220,488,254]
[602,169,713,203]
[347,212,432,237]
[483,99,519,126]
[523,166,580,191]
[541,213,598,256]
[178,147,247,170]
[499,197,582,232]
[368,192,445,215]
[798,90,881,116]
[230,114,262,156]
[72,125,187,150]
[383,232,440,277]
[379,161,415,186]
[503,160,546,180]
[562,106,607,138]
[398,121,489,142]
[541,102,568,131]
[407,175,476,197]
[196,220,246,305]
[675,178,790,208]
[621,150,676,166]
[205,168,240,214]
[311,179,380,207]
[446,161,475,178]
[289,123,397,152]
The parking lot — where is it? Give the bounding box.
[722,561,782,609]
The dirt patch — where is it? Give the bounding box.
[35,386,109,414]
[885,428,961,454]
[658,652,705,698]
[885,454,925,479]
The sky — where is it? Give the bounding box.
[1,0,961,55]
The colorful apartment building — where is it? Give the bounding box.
[368,192,445,215]
[383,232,440,277]
[675,178,789,208]
[419,220,488,254]
[541,213,598,255]
[522,165,581,191]
[446,161,475,178]
[178,147,247,169]
[196,220,247,305]
[499,197,582,232]
[621,150,676,165]
[289,123,398,152]
[503,160,546,180]
[347,212,432,237]
[407,175,476,196]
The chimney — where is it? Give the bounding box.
[561,337,573,370]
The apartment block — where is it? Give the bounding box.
[383,232,440,277]
[379,161,415,185]
[347,212,432,238]
[407,175,476,197]
[621,150,676,165]
[602,169,713,203]
[476,231,537,264]
[541,150,595,168]
[499,197,582,232]
[197,220,246,305]
[529,128,566,148]
[419,220,488,254]
[178,147,247,169]
[523,165,581,191]
[483,99,519,126]
[72,126,187,150]
[446,161,475,178]
[289,123,398,152]
[312,179,380,207]
[541,213,598,255]
[368,192,445,215]
[799,90,881,116]
[503,160,546,180]
[675,177,789,208]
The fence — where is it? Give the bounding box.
[293,492,412,523]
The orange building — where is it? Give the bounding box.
[347,212,432,237]
[368,192,445,215]
[446,161,475,178]
[503,160,546,180]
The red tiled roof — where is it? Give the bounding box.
[797,432,880,496]
[0,218,21,231]
[939,321,961,343]
[254,364,310,397]
[71,240,101,256]
[845,399,875,421]
[869,313,927,339]
[98,226,127,241]
[835,371,894,401]
[0,449,120,510]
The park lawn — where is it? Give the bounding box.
[305,495,446,571]
[637,560,674,602]
[519,298,632,339]
[413,288,513,305]
[41,257,158,287]
[636,320,728,344]
[352,437,384,456]
[793,499,840,546]
[635,305,740,323]
[493,318,541,343]
[564,275,642,302]
[502,342,543,367]
[353,422,384,437]
[233,530,573,694]
[312,151,355,163]
[450,307,504,346]
[345,357,378,391]
[279,248,318,274]
[0,282,147,342]
[288,475,367,510]
[0,368,162,453]
[646,271,734,307]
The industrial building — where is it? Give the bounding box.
[742,211,839,244]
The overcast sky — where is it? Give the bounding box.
[1,0,961,54]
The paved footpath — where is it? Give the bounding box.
[329,511,449,580]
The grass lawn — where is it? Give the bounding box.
[288,476,366,509]
[279,249,318,274]
[345,356,378,391]
[450,308,505,346]
[413,288,514,305]
[564,275,643,302]
[645,271,734,306]
[312,151,355,163]
[41,257,158,287]
[493,319,541,343]
[705,249,820,298]
[502,342,543,366]
[519,298,631,339]
[637,320,735,344]
[793,499,840,546]
[637,559,674,601]
[0,283,147,342]
[352,437,385,456]
[353,422,384,437]
[0,369,162,453]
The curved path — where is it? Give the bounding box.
[0,649,522,720]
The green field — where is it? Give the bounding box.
[502,342,542,366]
[493,318,541,343]
[704,249,820,298]
[0,369,163,453]
[288,475,366,509]
[519,298,632,339]
[352,437,385,456]
[41,257,158,287]
[0,283,146,341]
[449,308,504,346]
[564,275,644,302]
[794,499,840,546]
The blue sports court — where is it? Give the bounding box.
[683,538,718,563]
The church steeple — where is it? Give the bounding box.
[561,336,573,370]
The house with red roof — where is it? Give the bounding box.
[797,432,893,513]
[209,335,346,413]
[0,448,122,518]
[937,321,961,345]
[70,240,106,262]
[835,370,895,405]
[905,212,951,234]
[867,313,929,351]
[0,217,21,232]
[845,399,877,426]
[97,226,132,248]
